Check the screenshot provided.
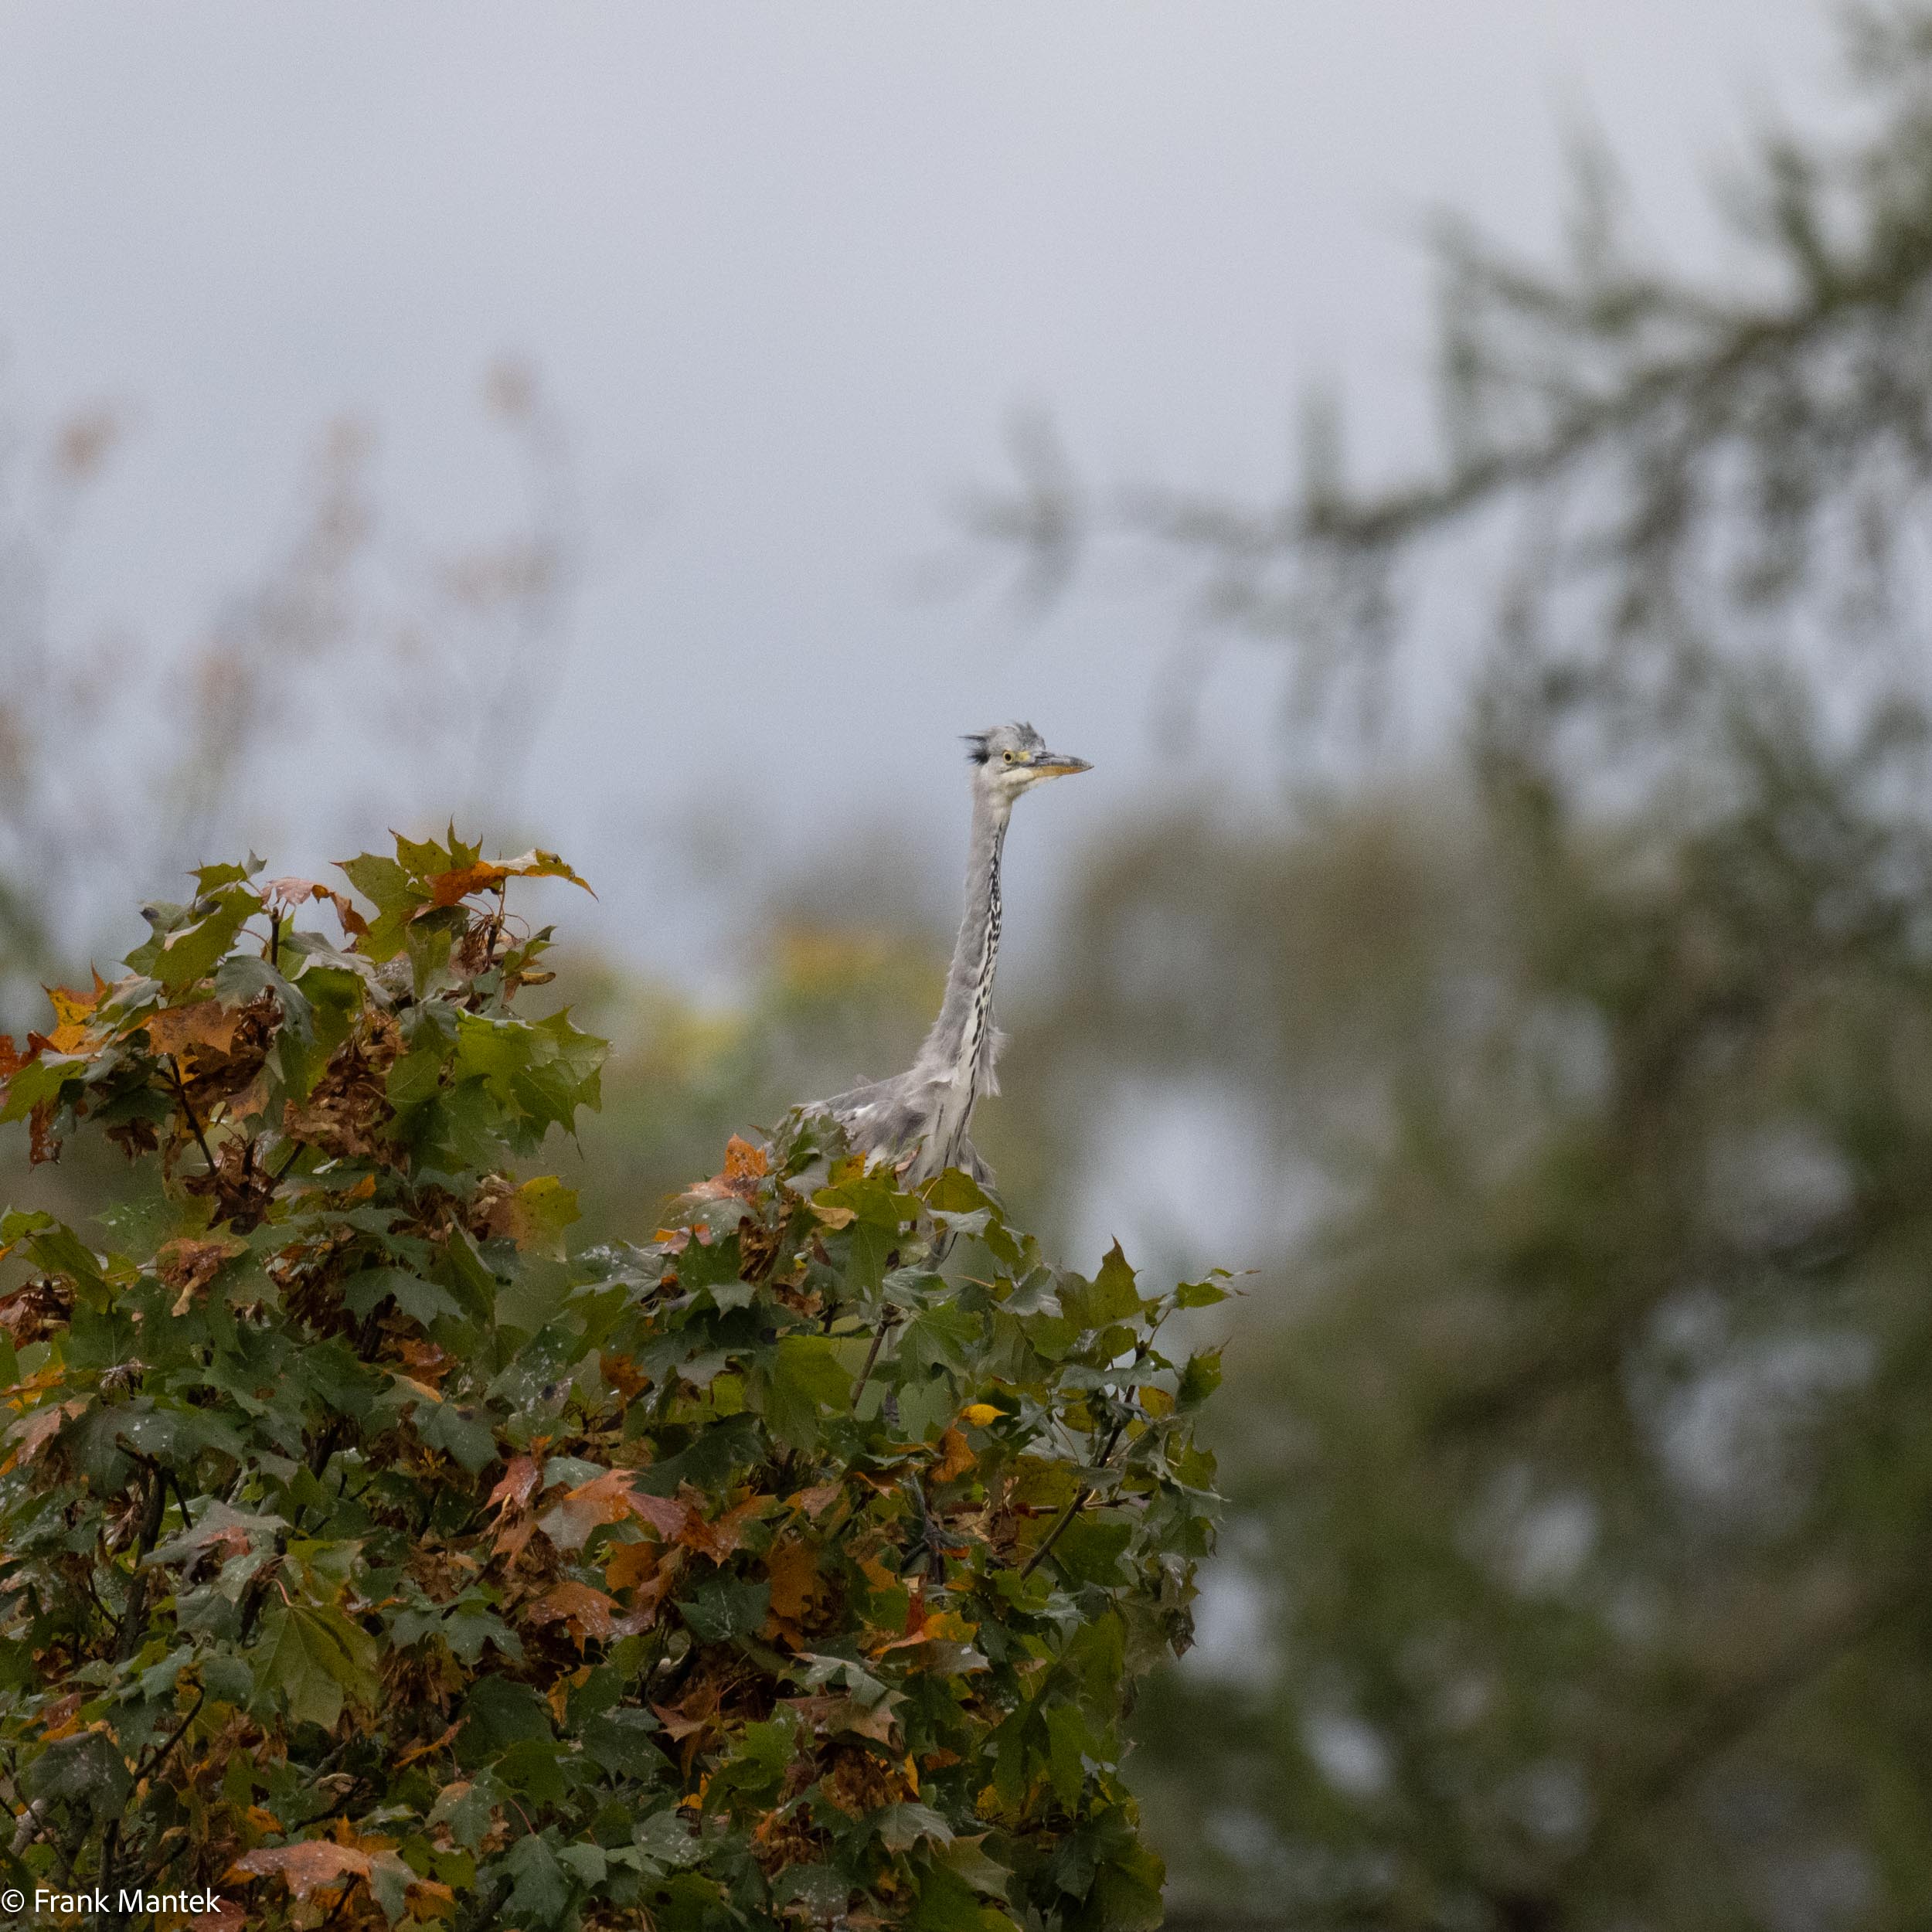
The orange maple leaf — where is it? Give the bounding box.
[423,850,595,908]
[143,1001,243,1060]
[872,1606,979,1658]
[676,1490,768,1563]
[765,1536,831,1628]
[933,1427,975,1483]
[541,1468,680,1550]
[426,862,506,907]
[604,1537,662,1595]
[394,1719,464,1769]
[600,1351,648,1401]
[394,1339,454,1389]
[2,1398,87,1474]
[523,1580,643,1647]
[688,1134,770,1202]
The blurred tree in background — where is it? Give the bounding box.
[0,362,580,1036]
[982,6,1932,1927]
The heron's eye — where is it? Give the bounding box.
[1002,750,1015,764]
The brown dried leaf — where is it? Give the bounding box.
[144,1001,243,1060]
[488,1454,543,1515]
[395,1719,464,1770]
[281,1014,400,1158]
[26,1096,58,1165]
[157,1233,250,1294]
[0,1277,74,1346]
[223,1070,271,1123]
[157,1233,250,1315]
[179,1135,277,1233]
[394,1339,455,1390]
[653,1675,724,1745]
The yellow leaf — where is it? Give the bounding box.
[45,979,103,1028]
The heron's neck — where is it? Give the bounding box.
[921,787,1009,1073]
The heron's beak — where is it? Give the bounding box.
[1030,752,1092,779]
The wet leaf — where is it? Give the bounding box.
[231,1840,372,1900]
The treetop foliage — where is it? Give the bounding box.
[0,836,1221,1932]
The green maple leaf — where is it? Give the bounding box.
[253,1602,379,1731]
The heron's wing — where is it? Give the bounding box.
[958,1135,995,1188]
[807,1071,929,1158]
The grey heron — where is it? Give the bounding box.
[808,722,1090,1188]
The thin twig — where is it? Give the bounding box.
[485,879,509,967]
[849,1313,899,1413]
[167,1055,219,1175]
[114,1456,168,1660]
[1019,1343,1154,1580]
[134,1687,205,1787]
[165,1468,198,1534]
[1019,1482,1091,1580]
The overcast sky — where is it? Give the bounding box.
[0,2,1841,974]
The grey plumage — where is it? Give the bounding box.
[808,722,1090,1186]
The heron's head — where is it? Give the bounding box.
[965,722,1092,807]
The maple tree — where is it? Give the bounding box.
[0,832,1221,1931]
